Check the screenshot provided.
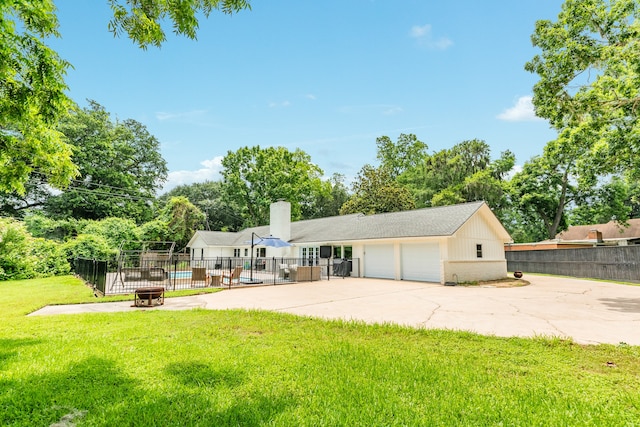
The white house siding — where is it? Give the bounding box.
[400,242,441,282]
[363,244,395,279]
[444,213,507,282]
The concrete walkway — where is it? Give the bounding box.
[30,275,640,345]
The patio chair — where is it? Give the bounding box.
[222,266,243,287]
[191,267,207,286]
[279,264,289,279]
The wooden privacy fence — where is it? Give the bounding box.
[506,245,640,282]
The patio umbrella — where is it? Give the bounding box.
[248,232,293,282]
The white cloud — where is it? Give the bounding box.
[160,156,223,194]
[497,96,543,122]
[410,24,453,50]
[155,109,208,121]
[305,94,317,100]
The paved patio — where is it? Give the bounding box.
[30,274,640,345]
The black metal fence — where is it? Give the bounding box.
[75,258,108,295]
[506,246,640,282]
[98,256,359,295]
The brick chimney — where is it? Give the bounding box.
[587,229,603,243]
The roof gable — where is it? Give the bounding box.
[556,219,640,241]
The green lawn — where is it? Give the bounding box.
[1,276,639,426]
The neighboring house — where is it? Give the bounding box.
[187,200,512,284]
[505,219,640,251]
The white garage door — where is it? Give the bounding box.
[401,242,440,282]
[364,244,395,279]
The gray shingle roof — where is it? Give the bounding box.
[192,201,489,246]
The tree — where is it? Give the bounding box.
[301,173,350,219]
[509,132,591,240]
[0,1,76,195]
[340,165,415,215]
[157,180,243,231]
[221,146,326,227]
[400,139,514,210]
[569,175,634,225]
[376,133,427,179]
[158,196,205,250]
[525,0,640,174]
[0,0,251,194]
[43,101,167,222]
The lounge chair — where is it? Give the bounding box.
[222,266,243,287]
[191,267,207,286]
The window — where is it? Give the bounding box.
[476,244,483,258]
[256,247,266,257]
[333,246,341,258]
[233,248,240,257]
[244,248,248,257]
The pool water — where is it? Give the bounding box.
[171,271,192,279]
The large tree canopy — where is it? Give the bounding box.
[340,165,415,215]
[376,133,427,180]
[43,101,168,222]
[400,139,514,211]
[525,0,640,174]
[157,180,243,231]
[221,146,326,227]
[0,0,251,195]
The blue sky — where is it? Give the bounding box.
[50,0,562,193]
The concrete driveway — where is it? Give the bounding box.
[31,275,640,345]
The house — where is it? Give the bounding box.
[187,200,512,284]
[505,218,640,251]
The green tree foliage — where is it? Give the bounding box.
[376,133,427,179]
[340,165,415,215]
[79,217,140,250]
[61,234,118,262]
[0,1,77,195]
[569,175,635,225]
[221,146,326,227]
[0,218,69,280]
[137,219,170,242]
[0,174,54,219]
[401,139,514,210]
[158,196,205,249]
[157,180,243,231]
[1,0,251,194]
[107,0,251,48]
[509,138,580,240]
[43,101,167,222]
[302,173,350,219]
[23,212,79,241]
[525,0,640,174]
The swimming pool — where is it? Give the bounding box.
[171,271,192,279]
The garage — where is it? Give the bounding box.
[401,242,440,282]
[363,244,395,279]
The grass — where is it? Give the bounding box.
[1,276,639,426]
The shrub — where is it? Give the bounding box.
[79,217,140,250]
[61,234,118,263]
[31,238,71,276]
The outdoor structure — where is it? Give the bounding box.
[505,218,640,251]
[187,200,512,284]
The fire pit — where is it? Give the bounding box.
[134,287,165,307]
